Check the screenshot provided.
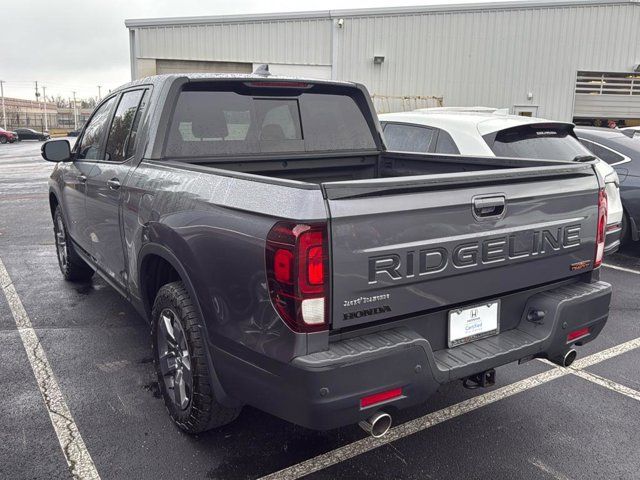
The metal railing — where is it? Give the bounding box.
[2,108,91,132]
[575,72,640,96]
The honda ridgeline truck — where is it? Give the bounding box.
[42,74,611,437]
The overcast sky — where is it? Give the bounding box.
[1,0,516,101]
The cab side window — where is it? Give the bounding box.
[434,130,460,154]
[105,90,145,162]
[383,123,436,153]
[77,96,117,160]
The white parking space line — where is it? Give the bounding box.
[261,338,640,480]
[571,370,640,402]
[261,369,568,480]
[602,263,640,275]
[0,258,100,480]
[572,336,640,370]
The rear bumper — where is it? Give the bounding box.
[605,224,621,254]
[215,280,611,431]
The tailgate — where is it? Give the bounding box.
[324,165,600,329]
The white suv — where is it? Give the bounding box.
[379,108,623,254]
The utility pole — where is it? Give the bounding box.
[42,86,48,131]
[97,85,102,101]
[0,80,6,130]
[72,91,78,129]
[35,81,41,131]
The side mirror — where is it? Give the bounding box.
[41,139,71,162]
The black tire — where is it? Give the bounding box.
[152,281,241,433]
[53,206,94,281]
[0,136,7,144]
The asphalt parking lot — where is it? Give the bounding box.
[1,140,640,480]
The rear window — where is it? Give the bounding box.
[165,83,376,157]
[485,124,592,161]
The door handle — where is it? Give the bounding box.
[78,174,87,183]
[107,178,121,190]
[473,195,506,219]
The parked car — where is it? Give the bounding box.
[0,127,18,144]
[42,74,611,437]
[15,128,50,141]
[575,127,640,244]
[67,128,83,137]
[379,109,624,255]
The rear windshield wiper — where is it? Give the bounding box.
[573,155,597,162]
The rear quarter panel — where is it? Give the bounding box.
[122,161,328,362]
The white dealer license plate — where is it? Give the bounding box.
[448,300,500,348]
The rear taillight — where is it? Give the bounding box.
[594,188,608,268]
[266,222,329,332]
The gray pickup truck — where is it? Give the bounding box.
[42,73,611,437]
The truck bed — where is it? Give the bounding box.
[186,150,575,185]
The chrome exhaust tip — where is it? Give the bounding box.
[358,411,392,438]
[562,349,577,367]
[551,349,578,367]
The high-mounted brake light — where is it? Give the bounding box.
[594,188,608,268]
[245,81,312,89]
[266,222,329,332]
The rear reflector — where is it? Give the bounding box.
[567,327,590,343]
[360,388,403,408]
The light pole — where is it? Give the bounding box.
[42,86,48,131]
[72,91,78,129]
[0,80,6,130]
[97,85,102,101]
[35,81,41,130]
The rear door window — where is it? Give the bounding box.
[383,123,435,153]
[125,90,150,158]
[165,84,376,158]
[485,125,591,160]
[105,90,144,162]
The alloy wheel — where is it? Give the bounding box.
[157,308,192,410]
[55,216,68,269]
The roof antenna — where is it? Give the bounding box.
[253,64,271,77]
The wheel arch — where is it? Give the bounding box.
[137,243,241,408]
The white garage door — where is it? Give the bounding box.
[156,59,252,74]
